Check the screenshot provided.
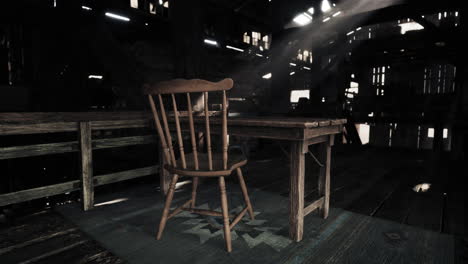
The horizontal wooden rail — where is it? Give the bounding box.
[303,196,325,217]
[0,135,157,160]
[0,119,151,136]
[0,112,162,210]
[0,165,159,207]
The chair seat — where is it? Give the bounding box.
[164,152,247,177]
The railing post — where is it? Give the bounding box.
[79,122,94,211]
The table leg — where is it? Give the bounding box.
[158,143,171,195]
[289,141,305,242]
[318,135,334,218]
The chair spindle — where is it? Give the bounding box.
[222,91,228,170]
[171,94,186,168]
[148,95,172,165]
[186,93,199,170]
[158,94,177,167]
[204,92,213,170]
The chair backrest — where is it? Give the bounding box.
[143,78,233,171]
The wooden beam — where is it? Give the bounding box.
[0,166,158,207]
[79,122,94,211]
[0,180,80,207]
[0,122,77,136]
[303,197,325,217]
[0,136,156,160]
[94,166,159,186]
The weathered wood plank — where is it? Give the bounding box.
[0,120,150,136]
[91,119,150,130]
[0,228,78,255]
[289,141,305,242]
[0,122,78,135]
[17,240,88,264]
[303,135,329,153]
[0,111,150,124]
[0,180,81,207]
[93,135,156,149]
[0,166,158,207]
[94,166,159,186]
[304,125,342,139]
[0,141,79,160]
[0,136,156,160]
[79,122,94,211]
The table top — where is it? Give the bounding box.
[192,116,346,128]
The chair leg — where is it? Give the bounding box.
[157,174,179,240]
[218,176,232,252]
[191,177,199,208]
[236,168,255,220]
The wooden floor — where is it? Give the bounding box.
[0,210,123,263]
[1,144,466,263]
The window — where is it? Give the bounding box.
[443,128,448,139]
[130,0,138,8]
[243,32,250,44]
[399,21,424,34]
[346,81,359,99]
[290,90,310,103]
[252,32,261,46]
[372,66,388,96]
[358,124,370,145]
[262,35,270,50]
[428,128,434,138]
[149,2,156,14]
[423,64,456,94]
[321,0,331,13]
[297,49,313,63]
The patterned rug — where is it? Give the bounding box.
[56,183,454,264]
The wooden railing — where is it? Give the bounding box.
[0,112,157,211]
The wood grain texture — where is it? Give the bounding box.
[0,136,156,160]
[304,196,325,217]
[157,174,179,240]
[219,176,232,252]
[79,122,94,211]
[204,92,213,170]
[143,78,233,95]
[94,166,159,186]
[0,166,158,207]
[0,180,80,207]
[318,135,333,218]
[289,141,305,242]
[186,93,199,170]
[237,168,255,220]
[171,94,187,168]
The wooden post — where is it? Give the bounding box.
[289,140,305,242]
[318,135,334,218]
[79,122,94,211]
[158,143,171,195]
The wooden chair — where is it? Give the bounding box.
[143,78,254,252]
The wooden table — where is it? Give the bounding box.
[160,116,347,242]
